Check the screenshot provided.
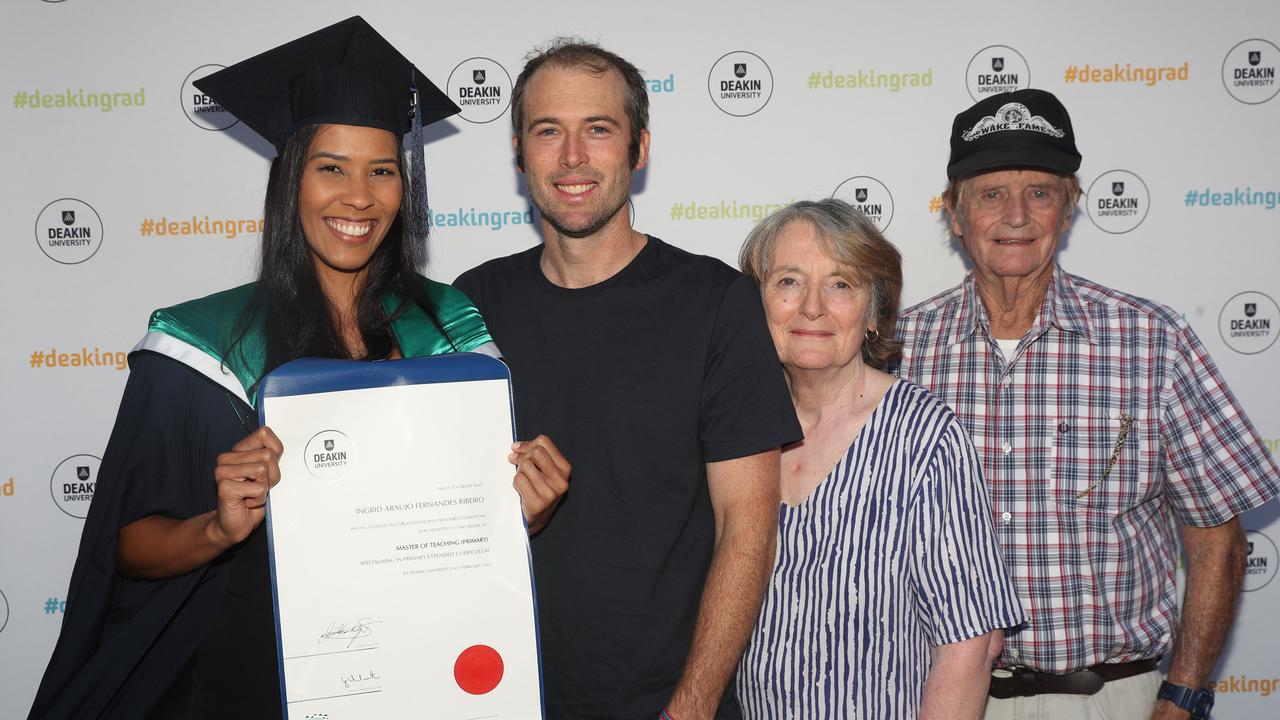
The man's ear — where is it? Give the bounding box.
[633,128,651,170]
[946,200,963,237]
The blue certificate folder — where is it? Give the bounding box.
[259,353,543,719]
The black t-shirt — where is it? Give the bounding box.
[455,237,801,718]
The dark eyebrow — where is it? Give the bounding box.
[308,151,399,165]
[527,114,622,129]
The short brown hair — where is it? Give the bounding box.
[511,38,649,170]
[740,199,903,370]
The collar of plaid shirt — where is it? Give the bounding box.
[947,265,1099,350]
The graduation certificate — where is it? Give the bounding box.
[259,354,542,719]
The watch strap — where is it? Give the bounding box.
[1158,680,1214,719]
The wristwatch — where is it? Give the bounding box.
[1158,681,1214,719]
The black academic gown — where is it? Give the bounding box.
[29,352,280,719]
[31,278,495,719]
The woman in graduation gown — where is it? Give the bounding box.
[29,17,564,720]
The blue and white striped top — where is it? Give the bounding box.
[737,380,1024,719]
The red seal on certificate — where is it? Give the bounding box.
[454,644,504,694]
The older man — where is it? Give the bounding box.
[455,40,799,718]
[896,88,1279,720]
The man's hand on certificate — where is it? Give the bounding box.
[212,426,284,546]
[508,434,571,536]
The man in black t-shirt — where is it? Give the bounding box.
[455,39,801,719]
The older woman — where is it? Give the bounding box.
[735,199,1024,719]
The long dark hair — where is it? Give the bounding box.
[230,123,454,385]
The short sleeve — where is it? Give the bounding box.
[911,416,1025,646]
[699,275,802,462]
[1160,324,1280,526]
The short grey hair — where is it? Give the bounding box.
[739,198,903,370]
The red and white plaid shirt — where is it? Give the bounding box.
[895,266,1279,673]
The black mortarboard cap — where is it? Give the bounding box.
[947,89,1081,180]
[193,15,459,154]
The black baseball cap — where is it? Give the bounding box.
[947,89,1081,180]
[193,16,459,154]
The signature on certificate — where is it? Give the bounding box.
[319,618,382,648]
[341,670,382,689]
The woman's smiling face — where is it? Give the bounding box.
[298,124,403,284]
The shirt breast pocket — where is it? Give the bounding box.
[1050,410,1156,512]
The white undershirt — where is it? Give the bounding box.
[995,337,1019,359]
